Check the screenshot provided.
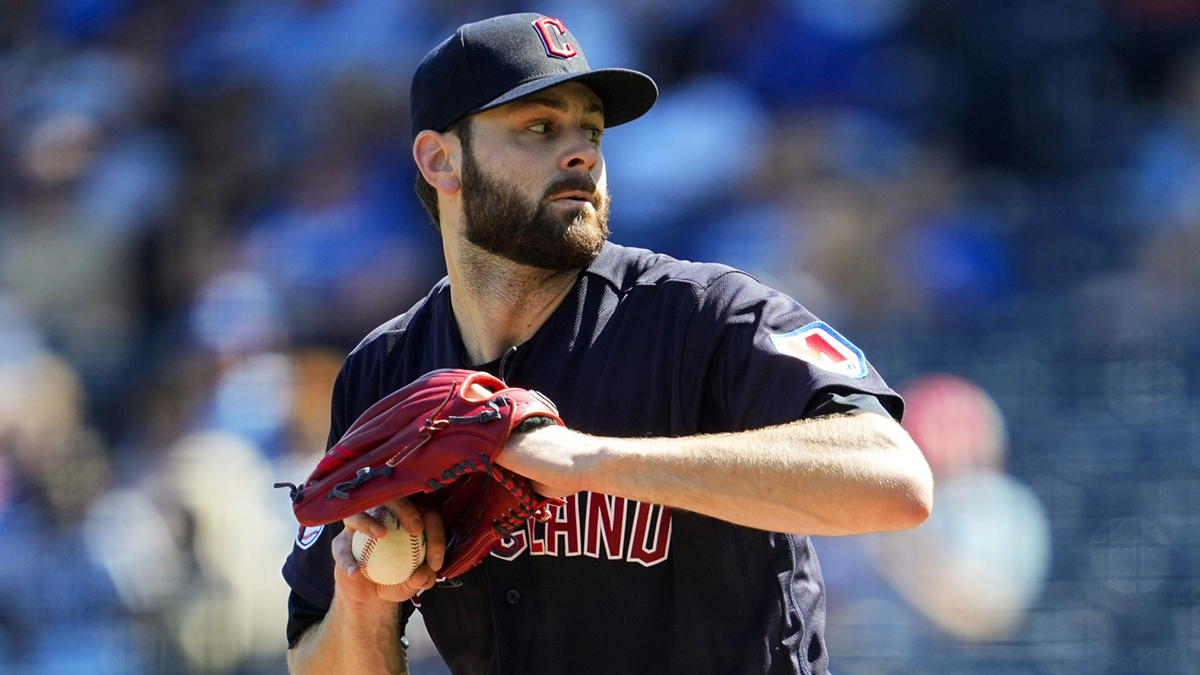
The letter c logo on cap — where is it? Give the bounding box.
[533,17,578,59]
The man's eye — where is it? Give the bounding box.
[528,123,550,134]
[585,128,603,143]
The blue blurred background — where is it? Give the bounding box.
[1,0,1198,673]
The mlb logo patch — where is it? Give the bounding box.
[296,524,324,550]
[769,321,868,379]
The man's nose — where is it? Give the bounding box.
[560,129,599,173]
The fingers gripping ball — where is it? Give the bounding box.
[352,508,426,586]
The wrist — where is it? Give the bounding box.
[584,434,636,490]
[300,585,404,675]
[504,424,607,496]
[562,425,617,495]
[332,583,403,633]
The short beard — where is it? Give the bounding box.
[460,143,610,272]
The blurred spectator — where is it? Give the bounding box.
[690,105,1015,330]
[0,351,109,528]
[1124,48,1200,234]
[0,36,180,423]
[818,373,1051,673]
[0,294,46,368]
[187,269,294,457]
[233,134,441,345]
[190,270,288,362]
[178,0,430,168]
[0,351,149,673]
[1078,49,1200,346]
[275,346,346,472]
[603,74,771,254]
[153,431,293,674]
[872,374,1051,640]
[690,0,924,114]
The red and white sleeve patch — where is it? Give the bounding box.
[768,321,868,379]
[296,524,324,550]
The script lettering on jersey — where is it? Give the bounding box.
[491,492,673,567]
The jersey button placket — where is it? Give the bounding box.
[504,588,520,604]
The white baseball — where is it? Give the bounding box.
[352,508,426,585]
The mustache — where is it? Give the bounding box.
[542,174,599,203]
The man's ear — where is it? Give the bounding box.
[413,130,462,195]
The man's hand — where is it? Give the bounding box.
[334,497,447,603]
[288,497,444,675]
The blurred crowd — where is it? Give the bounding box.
[1,0,1199,674]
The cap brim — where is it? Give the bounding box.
[469,68,658,129]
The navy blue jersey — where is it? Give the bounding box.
[283,243,903,675]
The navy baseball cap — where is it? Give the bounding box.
[410,13,658,139]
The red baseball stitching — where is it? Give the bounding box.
[359,511,422,585]
[359,535,379,582]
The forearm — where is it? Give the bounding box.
[510,413,933,536]
[602,413,931,535]
[287,590,406,675]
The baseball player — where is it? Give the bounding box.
[282,13,933,675]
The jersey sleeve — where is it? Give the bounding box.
[283,523,341,647]
[685,271,903,431]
